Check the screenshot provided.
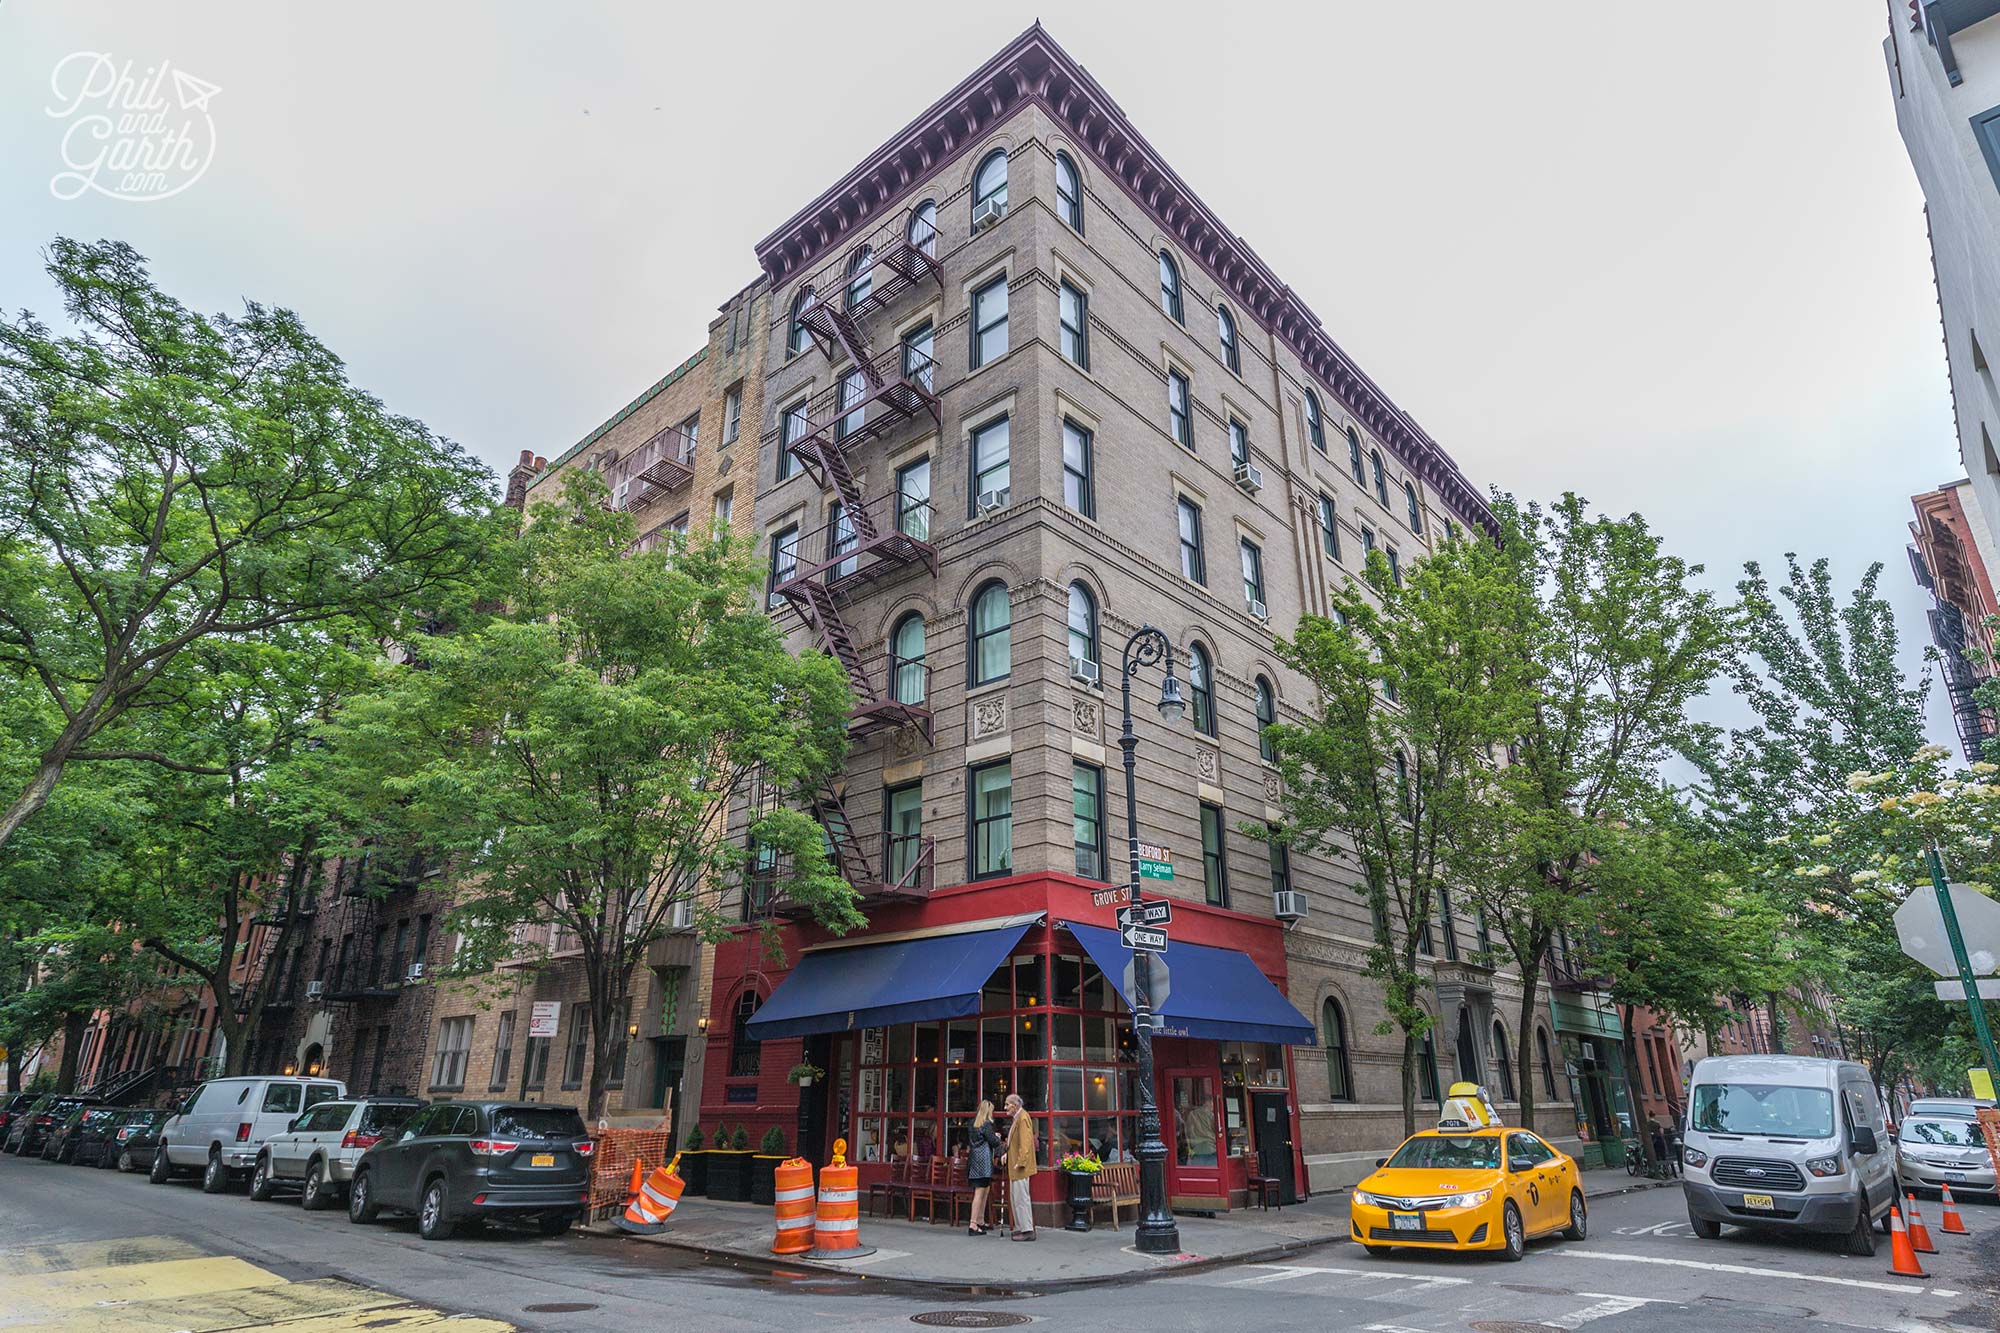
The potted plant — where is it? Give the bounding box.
[678,1124,708,1197]
[787,1060,824,1089]
[751,1125,788,1205]
[1056,1151,1103,1232]
[709,1124,754,1202]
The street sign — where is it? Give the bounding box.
[1121,922,1168,954]
[1138,841,1174,881]
[1117,900,1173,928]
[529,1000,562,1039]
[1123,956,1171,1012]
[1934,979,2000,1001]
[1091,887,1125,908]
[1896,884,2000,978]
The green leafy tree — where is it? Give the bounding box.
[329,469,858,1120]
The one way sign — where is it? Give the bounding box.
[1121,922,1168,954]
[1117,899,1173,928]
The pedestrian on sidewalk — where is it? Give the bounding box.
[966,1100,1002,1236]
[1003,1092,1037,1241]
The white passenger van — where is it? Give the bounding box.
[151,1075,346,1194]
[1680,1055,1894,1255]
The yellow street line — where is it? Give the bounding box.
[0,1256,284,1321]
[3,1278,401,1333]
[0,1235,208,1276]
[249,1307,516,1333]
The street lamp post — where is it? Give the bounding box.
[1118,623,1185,1255]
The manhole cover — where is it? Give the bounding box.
[1469,1323,1564,1333]
[910,1315,1033,1329]
[524,1303,600,1314]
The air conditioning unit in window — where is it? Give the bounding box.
[1580,1040,1597,1062]
[976,487,1010,515]
[304,980,324,1000]
[1233,461,1263,493]
[1247,597,1269,622]
[972,198,1006,231]
[405,962,425,983]
[1069,656,1101,686]
[1273,889,1308,921]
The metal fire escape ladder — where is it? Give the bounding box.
[812,785,877,893]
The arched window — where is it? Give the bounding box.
[1371,450,1389,507]
[1066,583,1098,675]
[1491,1021,1516,1101]
[1537,1027,1559,1100]
[1323,998,1353,1101]
[1305,391,1325,452]
[845,246,874,310]
[787,286,815,357]
[1217,304,1239,374]
[890,612,926,705]
[1055,151,1083,232]
[973,149,1009,226]
[1405,482,1423,534]
[908,200,938,257]
[1158,251,1183,323]
[1254,675,1276,762]
[970,581,1011,685]
[1346,425,1364,486]
[728,990,762,1077]
[1189,644,1216,737]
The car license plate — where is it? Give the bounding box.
[530,1153,555,1167]
[1390,1212,1423,1231]
[1945,1172,1966,1182]
[1742,1193,1774,1210]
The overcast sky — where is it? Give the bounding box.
[0,1,1961,746]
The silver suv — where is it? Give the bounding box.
[249,1097,425,1210]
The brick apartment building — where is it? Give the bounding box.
[1910,478,2000,759]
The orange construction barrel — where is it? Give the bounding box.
[617,1154,685,1234]
[807,1139,872,1258]
[771,1157,816,1254]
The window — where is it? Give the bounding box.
[1417,1030,1441,1103]
[835,366,866,440]
[1491,1022,1515,1101]
[1405,481,1423,534]
[1439,887,1459,960]
[903,321,935,392]
[1360,525,1376,555]
[970,760,1014,880]
[490,1011,516,1090]
[970,580,1011,684]
[971,275,1008,368]
[885,781,923,884]
[909,199,938,256]
[1323,1000,1353,1101]
[1240,539,1265,613]
[744,840,777,921]
[1254,676,1277,762]
[767,524,798,603]
[1537,1028,1559,1099]
[1055,151,1083,231]
[777,399,806,480]
[1062,420,1093,517]
[1305,391,1325,452]
[1177,498,1205,584]
[1475,905,1492,955]
[1386,547,1401,587]
[1347,427,1366,485]
[1370,450,1389,507]
[712,490,733,529]
[432,1016,472,1090]
[723,385,742,443]
[729,991,762,1078]
[788,287,815,357]
[1189,644,1216,737]
[523,1031,551,1089]
[562,1005,591,1088]
[845,245,874,309]
[1318,493,1341,561]
[896,457,931,540]
[971,416,1010,510]
[1158,251,1183,322]
[1268,828,1290,895]
[1059,281,1089,368]
[1393,750,1410,814]
[1200,803,1228,907]
[1072,762,1105,879]
[1229,418,1249,470]
[972,149,1008,225]
[827,500,858,580]
[1067,582,1098,674]
[891,612,927,705]
[1167,370,1193,448]
[1217,304,1239,373]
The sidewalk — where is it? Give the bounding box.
[580,1166,1677,1292]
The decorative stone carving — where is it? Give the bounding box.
[1071,695,1100,738]
[970,693,1009,740]
[1264,771,1282,803]
[1196,748,1219,783]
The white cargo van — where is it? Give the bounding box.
[1680,1055,1893,1255]
[150,1075,345,1194]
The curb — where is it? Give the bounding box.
[1582,1176,1679,1201]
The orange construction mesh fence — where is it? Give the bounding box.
[589,1127,676,1220]
[1979,1108,2000,1185]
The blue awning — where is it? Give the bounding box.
[1061,921,1317,1046]
[745,917,1039,1040]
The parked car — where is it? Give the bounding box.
[0,1092,40,1143]
[111,1108,172,1172]
[1904,1096,1996,1122]
[1896,1115,1997,1197]
[5,1094,105,1158]
[150,1075,346,1193]
[1680,1054,1894,1256]
[42,1104,128,1164]
[250,1097,424,1209]
[346,1101,594,1240]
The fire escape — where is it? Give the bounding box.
[765,209,945,908]
[1911,529,1998,761]
[605,421,697,539]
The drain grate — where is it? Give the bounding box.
[910,1314,1033,1329]
[524,1303,600,1314]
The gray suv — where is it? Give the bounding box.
[249,1097,425,1209]
[346,1101,593,1240]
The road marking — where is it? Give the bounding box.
[1226,1263,1472,1289]
[1558,1249,1958,1298]
[0,1236,208,1276]
[236,1309,516,1333]
[4,1277,404,1333]
[3,1257,286,1318]
[1551,1295,1656,1327]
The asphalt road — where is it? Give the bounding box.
[2,1149,1996,1333]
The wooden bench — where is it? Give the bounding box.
[1090,1161,1141,1227]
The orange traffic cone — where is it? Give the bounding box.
[1885,1205,1928,1278]
[627,1154,645,1203]
[1905,1191,1937,1254]
[1939,1183,1970,1235]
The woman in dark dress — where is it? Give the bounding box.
[966,1099,1002,1235]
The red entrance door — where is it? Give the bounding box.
[1161,1067,1227,1211]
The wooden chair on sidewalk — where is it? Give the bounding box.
[867,1155,910,1220]
[1090,1161,1142,1227]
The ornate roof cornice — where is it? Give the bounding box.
[753,23,1497,535]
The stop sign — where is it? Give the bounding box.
[1895,884,2000,978]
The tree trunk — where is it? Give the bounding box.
[1516,973,1543,1131]
[5,1046,20,1093]
[1763,992,1787,1054]
[0,755,67,853]
[56,1011,86,1092]
[1619,1004,1654,1169]
[1400,1030,1417,1137]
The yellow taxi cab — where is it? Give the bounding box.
[1350,1082,1587,1261]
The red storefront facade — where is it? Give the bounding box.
[700,872,1310,1221]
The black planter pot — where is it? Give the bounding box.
[1063,1170,1097,1231]
[751,1155,782,1206]
[678,1150,708,1197]
[708,1151,753,1202]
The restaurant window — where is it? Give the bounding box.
[1062,420,1094,518]
[1060,281,1089,368]
[1201,802,1228,907]
[1168,369,1193,448]
[562,1004,591,1089]
[890,612,927,705]
[729,991,762,1078]
[969,581,1010,685]
[489,1011,515,1091]
[1322,999,1353,1101]
[970,760,1013,881]
[886,782,923,884]
[971,274,1009,368]
[1072,762,1105,880]
[1189,643,1216,737]
[1177,497,1205,585]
